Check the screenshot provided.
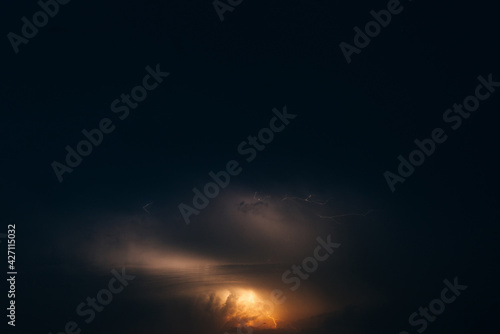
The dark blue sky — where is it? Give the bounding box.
[1,1,499,333]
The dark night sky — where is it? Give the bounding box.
[1,1,499,333]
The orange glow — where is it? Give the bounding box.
[218,289,280,330]
[266,312,278,328]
